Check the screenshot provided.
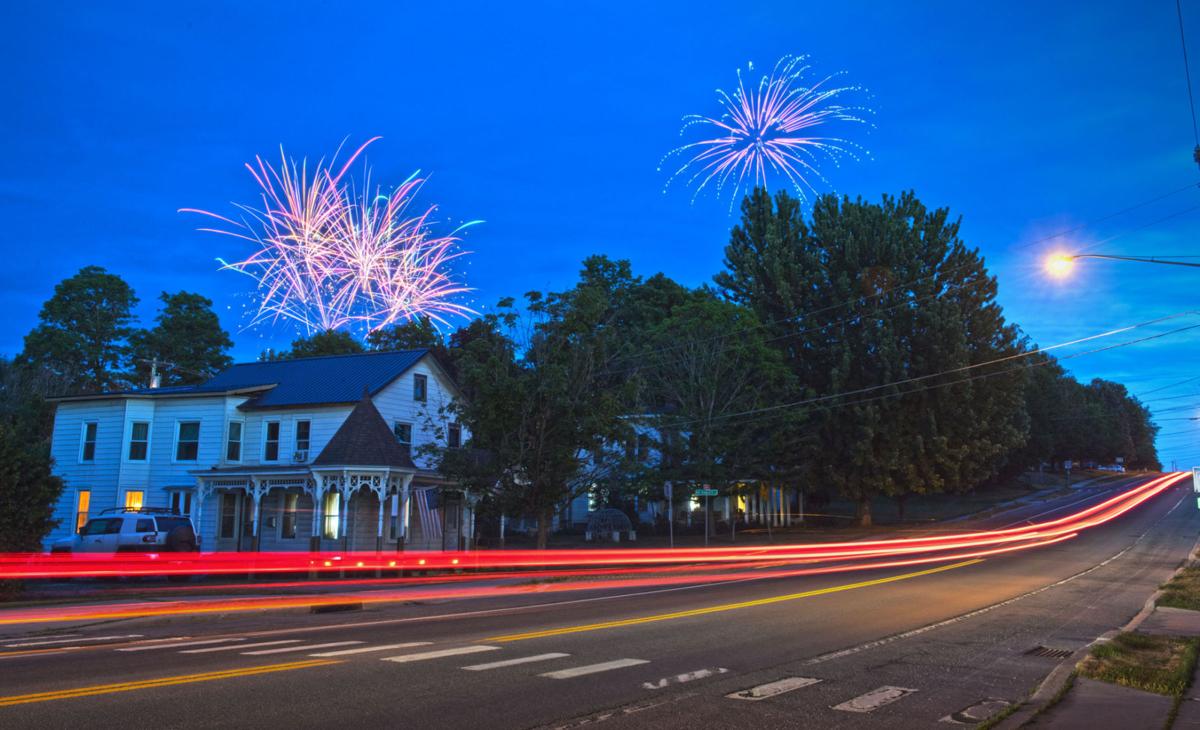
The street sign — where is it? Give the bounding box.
[1063,460,1073,471]
[663,482,673,499]
[695,488,719,497]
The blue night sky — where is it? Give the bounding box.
[3,1,1200,466]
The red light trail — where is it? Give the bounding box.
[0,473,1186,625]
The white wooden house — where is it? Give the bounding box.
[44,350,474,552]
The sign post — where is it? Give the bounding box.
[1063,459,1073,489]
[664,482,674,549]
[695,488,719,547]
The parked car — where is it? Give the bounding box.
[51,508,198,554]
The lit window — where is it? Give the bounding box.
[226,421,242,462]
[323,491,340,540]
[393,422,412,457]
[81,422,98,462]
[447,423,462,449]
[282,493,299,539]
[175,421,200,461]
[264,421,280,461]
[75,490,91,533]
[413,373,428,402]
[128,421,149,461]
[124,490,144,511]
[294,420,311,454]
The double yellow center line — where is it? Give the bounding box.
[489,559,984,642]
[0,659,339,707]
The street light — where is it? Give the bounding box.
[1044,253,1200,278]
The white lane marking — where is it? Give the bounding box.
[181,640,301,654]
[242,641,363,656]
[806,490,1187,666]
[643,667,728,689]
[5,634,143,647]
[382,645,500,664]
[462,652,570,671]
[119,638,243,652]
[833,686,918,713]
[727,676,821,701]
[310,642,431,657]
[540,659,650,679]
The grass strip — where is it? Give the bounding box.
[1158,564,1200,612]
[1078,632,1199,697]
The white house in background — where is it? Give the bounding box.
[44,350,474,552]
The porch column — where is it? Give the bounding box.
[338,471,353,552]
[396,474,413,552]
[371,475,388,553]
[193,478,208,550]
[248,478,267,552]
[309,477,327,553]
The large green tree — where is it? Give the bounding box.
[0,358,64,552]
[442,259,637,547]
[718,190,1028,524]
[128,292,233,386]
[20,266,138,392]
[281,329,366,359]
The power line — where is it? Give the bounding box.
[1178,0,1200,154]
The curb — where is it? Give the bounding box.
[995,537,1200,729]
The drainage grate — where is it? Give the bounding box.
[1024,645,1074,659]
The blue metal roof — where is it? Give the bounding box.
[201,350,429,410]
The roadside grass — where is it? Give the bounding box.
[1158,564,1200,611]
[1077,632,1200,697]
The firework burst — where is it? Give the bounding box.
[661,55,872,209]
[182,138,477,335]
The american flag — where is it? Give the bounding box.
[414,487,442,540]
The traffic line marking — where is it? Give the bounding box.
[4,634,143,648]
[119,638,245,652]
[833,685,918,713]
[727,676,821,701]
[181,640,301,654]
[242,641,363,656]
[0,659,340,707]
[382,646,500,664]
[462,652,570,671]
[310,642,431,657]
[489,560,983,642]
[540,658,649,679]
[644,667,728,689]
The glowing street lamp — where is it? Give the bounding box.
[1044,253,1200,278]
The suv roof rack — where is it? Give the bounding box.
[98,507,182,516]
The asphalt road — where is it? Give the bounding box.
[0,475,1195,729]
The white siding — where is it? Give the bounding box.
[372,355,468,469]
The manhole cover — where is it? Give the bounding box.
[1025,645,1073,659]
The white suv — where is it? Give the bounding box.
[51,509,198,554]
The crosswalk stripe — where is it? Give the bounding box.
[181,640,301,654]
[644,667,728,689]
[832,685,918,713]
[309,642,431,657]
[6,634,143,648]
[119,638,245,652]
[540,659,649,679]
[462,653,570,671]
[727,677,822,701]
[242,642,363,656]
[382,646,500,664]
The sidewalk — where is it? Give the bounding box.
[1020,595,1200,728]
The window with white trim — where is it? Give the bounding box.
[81,422,98,462]
[294,420,311,456]
[75,490,91,533]
[393,422,412,458]
[175,421,200,461]
[128,421,149,461]
[226,420,243,462]
[413,373,428,402]
[263,421,280,462]
[169,491,193,516]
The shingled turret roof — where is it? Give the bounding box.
[312,388,416,469]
